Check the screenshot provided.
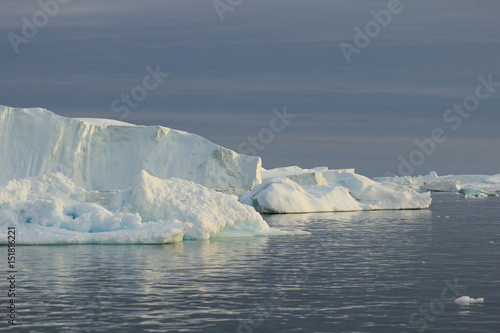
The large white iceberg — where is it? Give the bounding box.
[0,104,435,244]
[0,171,307,245]
[0,105,261,191]
[241,170,431,214]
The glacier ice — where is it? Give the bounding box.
[376,172,500,197]
[240,170,431,214]
[0,171,308,245]
[112,170,272,240]
[0,105,261,191]
[0,105,438,244]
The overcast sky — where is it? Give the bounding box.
[1,0,499,177]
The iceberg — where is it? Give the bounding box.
[111,170,274,240]
[0,104,432,243]
[454,296,485,305]
[241,169,431,214]
[0,171,307,245]
[376,171,500,197]
[0,105,261,191]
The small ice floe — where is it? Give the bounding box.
[454,296,484,305]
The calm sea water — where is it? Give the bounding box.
[1,193,499,333]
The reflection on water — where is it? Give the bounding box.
[1,194,499,332]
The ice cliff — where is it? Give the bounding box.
[0,105,261,191]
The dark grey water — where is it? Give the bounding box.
[1,193,499,333]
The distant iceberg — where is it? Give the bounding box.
[376,171,500,197]
[241,167,431,213]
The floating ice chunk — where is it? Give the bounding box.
[240,172,431,214]
[463,192,489,198]
[0,171,307,244]
[454,296,484,305]
[337,172,432,210]
[376,171,500,196]
[240,177,363,214]
[111,170,274,239]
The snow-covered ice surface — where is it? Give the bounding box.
[110,170,303,240]
[454,296,485,305]
[0,171,308,245]
[0,105,261,191]
[375,171,500,197]
[7,221,190,245]
[76,118,135,127]
[241,171,431,214]
[261,166,355,186]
